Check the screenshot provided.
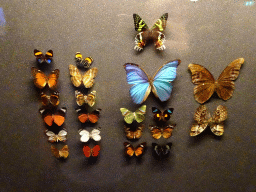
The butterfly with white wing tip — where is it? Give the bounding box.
[190,105,228,136]
[133,13,168,51]
[124,60,180,104]
[79,128,101,142]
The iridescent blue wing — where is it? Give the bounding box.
[152,60,181,102]
[124,63,151,104]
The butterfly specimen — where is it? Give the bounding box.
[31,67,59,90]
[34,49,53,64]
[120,105,146,124]
[51,145,69,159]
[83,145,100,158]
[124,60,180,104]
[79,128,101,142]
[75,90,96,107]
[149,124,175,139]
[45,129,67,142]
[190,105,228,136]
[40,91,59,106]
[124,125,144,140]
[152,143,172,157]
[124,142,146,157]
[188,58,244,104]
[39,107,67,126]
[76,108,101,123]
[152,107,174,122]
[69,64,98,88]
[133,13,168,51]
[75,52,93,68]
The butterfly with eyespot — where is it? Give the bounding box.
[75,90,96,107]
[69,64,98,88]
[149,124,175,139]
[51,145,69,159]
[188,58,244,104]
[79,128,101,142]
[83,145,100,158]
[39,107,66,126]
[152,107,174,122]
[75,52,93,68]
[124,60,180,104]
[45,129,67,143]
[76,108,101,123]
[133,13,168,51]
[124,142,146,157]
[120,105,146,124]
[31,67,59,90]
[34,49,53,64]
[124,125,144,140]
[190,105,228,136]
[41,91,59,106]
[152,142,172,157]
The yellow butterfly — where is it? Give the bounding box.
[69,64,98,88]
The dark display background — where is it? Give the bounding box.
[0,0,255,191]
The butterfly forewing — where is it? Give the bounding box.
[69,64,83,87]
[82,67,98,88]
[162,125,175,139]
[133,14,149,32]
[151,13,168,31]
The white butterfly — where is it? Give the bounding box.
[46,129,67,142]
[79,128,101,142]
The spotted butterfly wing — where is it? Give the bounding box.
[120,105,146,124]
[51,145,69,159]
[188,58,244,104]
[34,49,53,64]
[124,60,180,104]
[76,108,101,123]
[124,125,144,140]
[123,142,146,157]
[83,145,100,158]
[46,129,67,142]
[40,91,59,106]
[152,107,174,122]
[39,107,66,126]
[31,67,59,90]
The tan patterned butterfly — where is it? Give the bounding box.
[75,90,96,107]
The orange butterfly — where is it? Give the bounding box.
[76,108,101,123]
[39,107,66,126]
[188,58,244,104]
[40,91,59,106]
[149,125,175,139]
[51,145,69,159]
[83,145,100,158]
[124,125,144,140]
[31,67,59,90]
[123,142,146,157]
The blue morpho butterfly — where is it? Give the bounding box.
[123,60,180,104]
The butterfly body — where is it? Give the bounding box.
[79,129,101,142]
[123,142,146,157]
[152,143,172,157]
[152,107,174,122]
[51,145,69,159]
[31,67,59,90]
[83,145,100,157]
[124,60,180,104]
[46,129,67,142]
[76,108,101,123]
[34,49,53,64]
[75,90,96,107]
[133,13,168,51]
[149,124,175,139]
[124,125,144,140]
[120,105,146,124]
[188,58,244,104]
[190,105,228,136]
[39,107,67,126]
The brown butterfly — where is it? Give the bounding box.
[69,64,98,88]
[76,108,101,123]
[188,58,244,104]
[39,107,66,126]
[41,91,59,106]
[51,145,69,159]
[124,125,144,140]
[149,124,175,139]
[75,90,96,107]
[123,142,146,157]
[190,105,228,136]
[152,107,174,122]
[31,67,59,90]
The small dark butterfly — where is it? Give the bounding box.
[152,143,172,157]
[123,142,146,157]
[34,49,53,64]
[124,125,144,140]
[152,107,174,122]
[75,52,93,68]
[39,107,67,126]
[40,91,59,106]
[133,13,168,51]
[76,108,101,123]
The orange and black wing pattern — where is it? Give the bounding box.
[152,107,173,122]
[77,108,101,123]
[39,107,66,126]
[149,125,175,139]
[40,91,59,106]
[123,142,146,157]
